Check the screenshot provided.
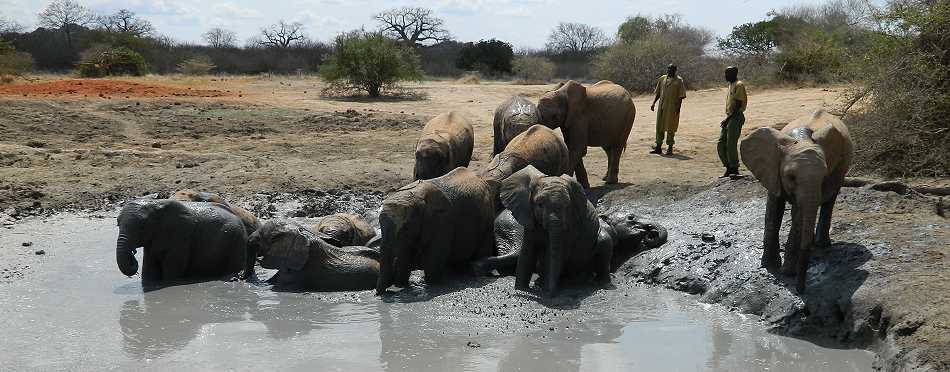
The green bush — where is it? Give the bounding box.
[456,39,514,76]
[0,40,33,79]
[775,31,845,82]
[594,34,718,93]
[76,46,146,77]
[512,56,555,83]
[177,55,216,75]
[320,31,422,97]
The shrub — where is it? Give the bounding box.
[775,31,845,83]
[177,55,216,75]
[594,35,706,93]
[0,40,33,80]
[456,39,514,76]
[76,46,146,77]
[512,56,555,84]
[320,31,421,97]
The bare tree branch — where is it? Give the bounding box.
[546,22,608,56]
[37,0,96,49]
[257,20,306,49]
[374,7,450,46]
[0,16,24,34]
[202,27,238,48]
[98,9,154,37]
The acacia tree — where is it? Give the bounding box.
[257,20,306,48]
[546,22,608,58]
[375,7,450,46]
[203,27,238,48]
[98,9,153,37]
[37,0,97,49]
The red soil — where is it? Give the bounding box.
[0,79,230,98]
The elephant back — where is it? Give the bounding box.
[505,125,570,176]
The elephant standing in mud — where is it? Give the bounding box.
[479,124,571,203]
[314,213,377,247]
[413,111,474,180]
[171,189,260,234]
[492,95,542,156]
[537,80,637,188]
[115,198,251,284]
[248,220,380,291]
[377,167,495,294]
[740,109,853,293]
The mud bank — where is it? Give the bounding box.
[596,179,949,371]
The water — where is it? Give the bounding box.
[0,214,873,371]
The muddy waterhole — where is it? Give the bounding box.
[0,211,873,371]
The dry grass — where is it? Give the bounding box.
[457,74,481,85]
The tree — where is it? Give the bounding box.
[375,7,450,46]
[320,31,422,97]
[203,27,237,48]
[0,16,24,35]
[256,20,306,48]
[617,16,653,43]
[37,0,96,49]
[98,9,153,37]
[546,22,608,57]
[717,21,778,59]
[456,39,514,75]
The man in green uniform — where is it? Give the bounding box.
[650,64,686,155]
[718,66,747,178]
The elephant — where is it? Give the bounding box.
[377,167,495,294]
[479,124,571,204]
[247,219,380,291]
[740,109,853,293]
[492,95,542,156]
[313,213,377,247]
[115,198,251,284]
[170,189,260,234]
[537,80,637,188]
[414,111,475,180]
[493,165,616,296]
[472,209,668,277]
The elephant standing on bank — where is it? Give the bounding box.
[740,109,854,293]
[115,198,251,284]
[479,124,571,201]
[537,80,637,188]
[492,95,542,156]
[171,189,260,235]
[248,220,380,291]
[314,213,377,247]
[414,111,474,180]
[377,167,495,294]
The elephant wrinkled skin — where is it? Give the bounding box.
[171,189,260,235]
[414,111,475,180]
[479,124,571,206]
[313,213,377,247]
[492,95,542,156]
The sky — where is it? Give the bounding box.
[2,0,829,48]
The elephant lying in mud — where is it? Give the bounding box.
[377,167,495,294]
[479,124,571,201]
[171,189,260,234]
[314,213,377,247]
[473,210,668,278]
[248,220,380,291]
[537,80,636,188]
[492,95,542,156]
[115,198,251,284]
[414,111,474,180]
[740,109,853,293]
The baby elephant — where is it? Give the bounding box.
[414,111,474,180]
[115,198,250,284]
[313,213,377,247]
[492,95,541,156]
[248,220,380,291]
[170,189,260,234]
[480,124,570,201]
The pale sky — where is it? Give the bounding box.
[2,0,829,48]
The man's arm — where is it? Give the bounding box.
[721,100,743,127]
[650,78,662,111]
[675,80,686,113]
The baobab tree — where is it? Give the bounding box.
[37,0,96,49]
[374,7,450,47]
[256,20,306,48]
[98,9,154,37]
[546,22,608,58]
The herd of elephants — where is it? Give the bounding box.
[114,79,854,297]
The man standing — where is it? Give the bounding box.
[650,64,686,155]
[718,66,747,178]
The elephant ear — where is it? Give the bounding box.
[740,127,795,196]
[260,224,311,271]
[564,81,587,112]
[500,165,546,228]
[562,174,599,238]
[812,119,852,174]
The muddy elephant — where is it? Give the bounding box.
[740,109,853,293]
[115,198,250,284]
[537,80,637,188]
[247,219,380,291]
[171,189,260,234]
[314,213,377,247]
[377,167,495,294]
[494,165,613,296]
[479,124,571,204]
[493,95,541,156]
[414,111,475,180]
[473,209,668,277]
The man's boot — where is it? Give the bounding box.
[719,168,732,178]
[665,145,673,155]
[649,145,662,154]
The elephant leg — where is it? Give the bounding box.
[514,240,537,290]
[762,195,785,270]
[604,146,622,184]
[574,158,591,189]
[142,253,162,283]
[815,193,838,248]
[472,254,520,276]
[594,239,613,286]
[601,147,611,181]
[781,205,801,276]
[422,228,452,285]
[224,236,247,281]
[160,248,189,281]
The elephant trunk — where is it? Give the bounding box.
[795,195,820,293]
[640,222,669,249]
[543,217,564,296]
[377,210,407,294]
[116,232,139,277]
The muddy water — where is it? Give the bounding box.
[0,214,873,371]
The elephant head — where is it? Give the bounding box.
[537,80,587,130]
[248,220,313,272]
[414,137,451,180]
[501,165,598,294]
[115,199,185,277]
[600,212,669,271]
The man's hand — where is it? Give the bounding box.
[650,103,655,112]
[720,119,728,128]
